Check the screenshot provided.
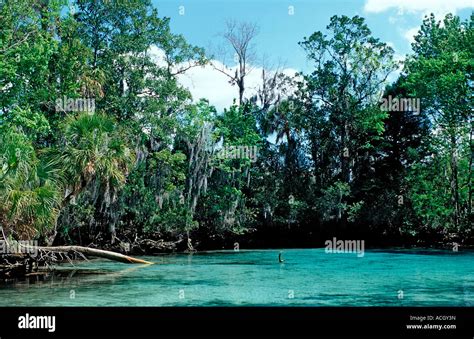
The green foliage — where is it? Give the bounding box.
[0,127,61,237]
[0,1,471,249]
[58,113,133,188]
[317,181,350,222]
[403,13,473,232]
[4,107,51,141]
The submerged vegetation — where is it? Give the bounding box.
[0,0,472,267]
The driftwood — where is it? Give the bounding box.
[25,245,153,265]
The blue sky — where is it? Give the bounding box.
[153,0,473,70]
[151,0,473,109]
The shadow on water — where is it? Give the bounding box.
[6,263,152,288]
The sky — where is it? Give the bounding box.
[151,0,473,110]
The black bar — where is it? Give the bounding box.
[0,307,472,338]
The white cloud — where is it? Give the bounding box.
[178,63,297,111]
[147,45,298,111]
[388,16,399,24]
[148,45,167,67]
[403,27,419,44]
[177,61,241,111]
[364,0,473,18]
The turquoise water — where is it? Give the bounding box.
[0,248,473,306]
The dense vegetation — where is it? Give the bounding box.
[0,0,472,254]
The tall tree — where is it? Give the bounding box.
[213,20,259,105]
[404,13,473,231]
[299,15,396,224]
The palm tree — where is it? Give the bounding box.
[1,113,134,245]
[0,127,61,240]
[53,113,134,243]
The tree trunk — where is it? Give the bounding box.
[468,118,473,218]
[341,121,350,184]
[28,246,153,265]
[238,77,244,106]
[450,134,460,229]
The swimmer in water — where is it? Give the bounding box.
[279,251,284,263]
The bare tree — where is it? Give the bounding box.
[213,20,259,105]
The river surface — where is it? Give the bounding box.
[0,248,473,306]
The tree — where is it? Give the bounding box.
[213,20,259,105]
[354,77,430,240]
[300,15,396,183]
[404,13,473,232]
[0,126,61,240]
[193,103,262,242]
[49,113,134,244]
[299,15,396,226]
[62,0,208,246]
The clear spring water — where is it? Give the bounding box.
[0,248,473,306]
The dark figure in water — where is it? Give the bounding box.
[279,251,284,263]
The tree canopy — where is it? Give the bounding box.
[0,1,472,251]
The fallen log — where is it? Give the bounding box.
[26,245,154,265]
